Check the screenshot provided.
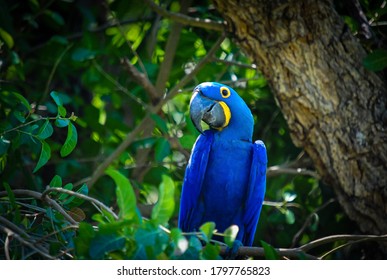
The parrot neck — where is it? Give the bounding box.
[213,109,254,142]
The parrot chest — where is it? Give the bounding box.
[200,138,253,225]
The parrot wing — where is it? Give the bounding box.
[178,130,214,231]
[242,140,267,246]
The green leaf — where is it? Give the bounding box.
[74,222,95,259]
[151,175,175,224]
[363,49,387,71]
[285,209,295,224]
[261,240,280,260]
[179,134,197,149]
[33,141,51,173]
[0,27,14,48]
[72,48,97,62]
[200,222,216,243]
[201,243,221,260]
[58,105,67,117]
[224,225,239,247]
[106,169,136,219]
[170,228,188,255]
[64,183,88,208]
[60,122,77,157]
[10,92,31,111]
[50,91,63,106]
[55,118,69,127]
[154,138,171,162]
[44,10,65,26]
[49,175,62,188]
[0,137,11,156]
[151,114,168,134]
[4,183,21,223]
[37,120,54,140]
[58,183,73,201]
[89,234,125,260]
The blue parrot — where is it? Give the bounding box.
[178,82,267,246]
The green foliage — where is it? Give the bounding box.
[1,0,382,260]
[260,240,280,260]
[363,49,387,71]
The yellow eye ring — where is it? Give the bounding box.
[220,86,231,98]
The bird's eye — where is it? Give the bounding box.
[220,86,231,98]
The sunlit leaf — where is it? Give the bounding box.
[106,169,136,220]
[285,209,295,224]
[0,27,14,48]
[151,175,175,224]
[224,225,239,247]
[200,222,216,243]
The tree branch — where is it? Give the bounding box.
[87,34,226,188]
[41,187,118,220]
[0,225,56,259]
[0,216,56,260]
[144,0,225,32]
[120,58,160,103]
[299,233,387,252]
[0,189,77,225]
[219,233,387,259]
[266,165,320,179]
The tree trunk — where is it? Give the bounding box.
[212,0,387,235]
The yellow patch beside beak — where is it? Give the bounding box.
[218,101,231,129]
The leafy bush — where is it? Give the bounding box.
[1,0,385,260]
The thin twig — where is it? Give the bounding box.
[0,225,56,260]
[41,43,73,105]
[0,189,77,225]
[144,0,225,32]
[120,58,160,103]
[219,245,318,260]
[262,200,302,209]
[41,187,118,220]
[4,233,11,260]
[291,198,336,247]
[155,0,193,93]
[219,232,387,259]
[211,57,257,69]
[299,233,387,252]
[267,165,320,179]
[106,7,149,78]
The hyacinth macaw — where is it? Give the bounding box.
[178,82,267,246]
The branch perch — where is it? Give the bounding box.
[144,0,225,32]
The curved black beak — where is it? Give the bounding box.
[189,90,229,134]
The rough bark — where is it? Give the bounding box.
[212,0,387,234]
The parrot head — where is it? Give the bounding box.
[190,82,254,141]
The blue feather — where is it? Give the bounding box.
[179,82,267,246]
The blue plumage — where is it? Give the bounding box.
[178,82,267,246]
